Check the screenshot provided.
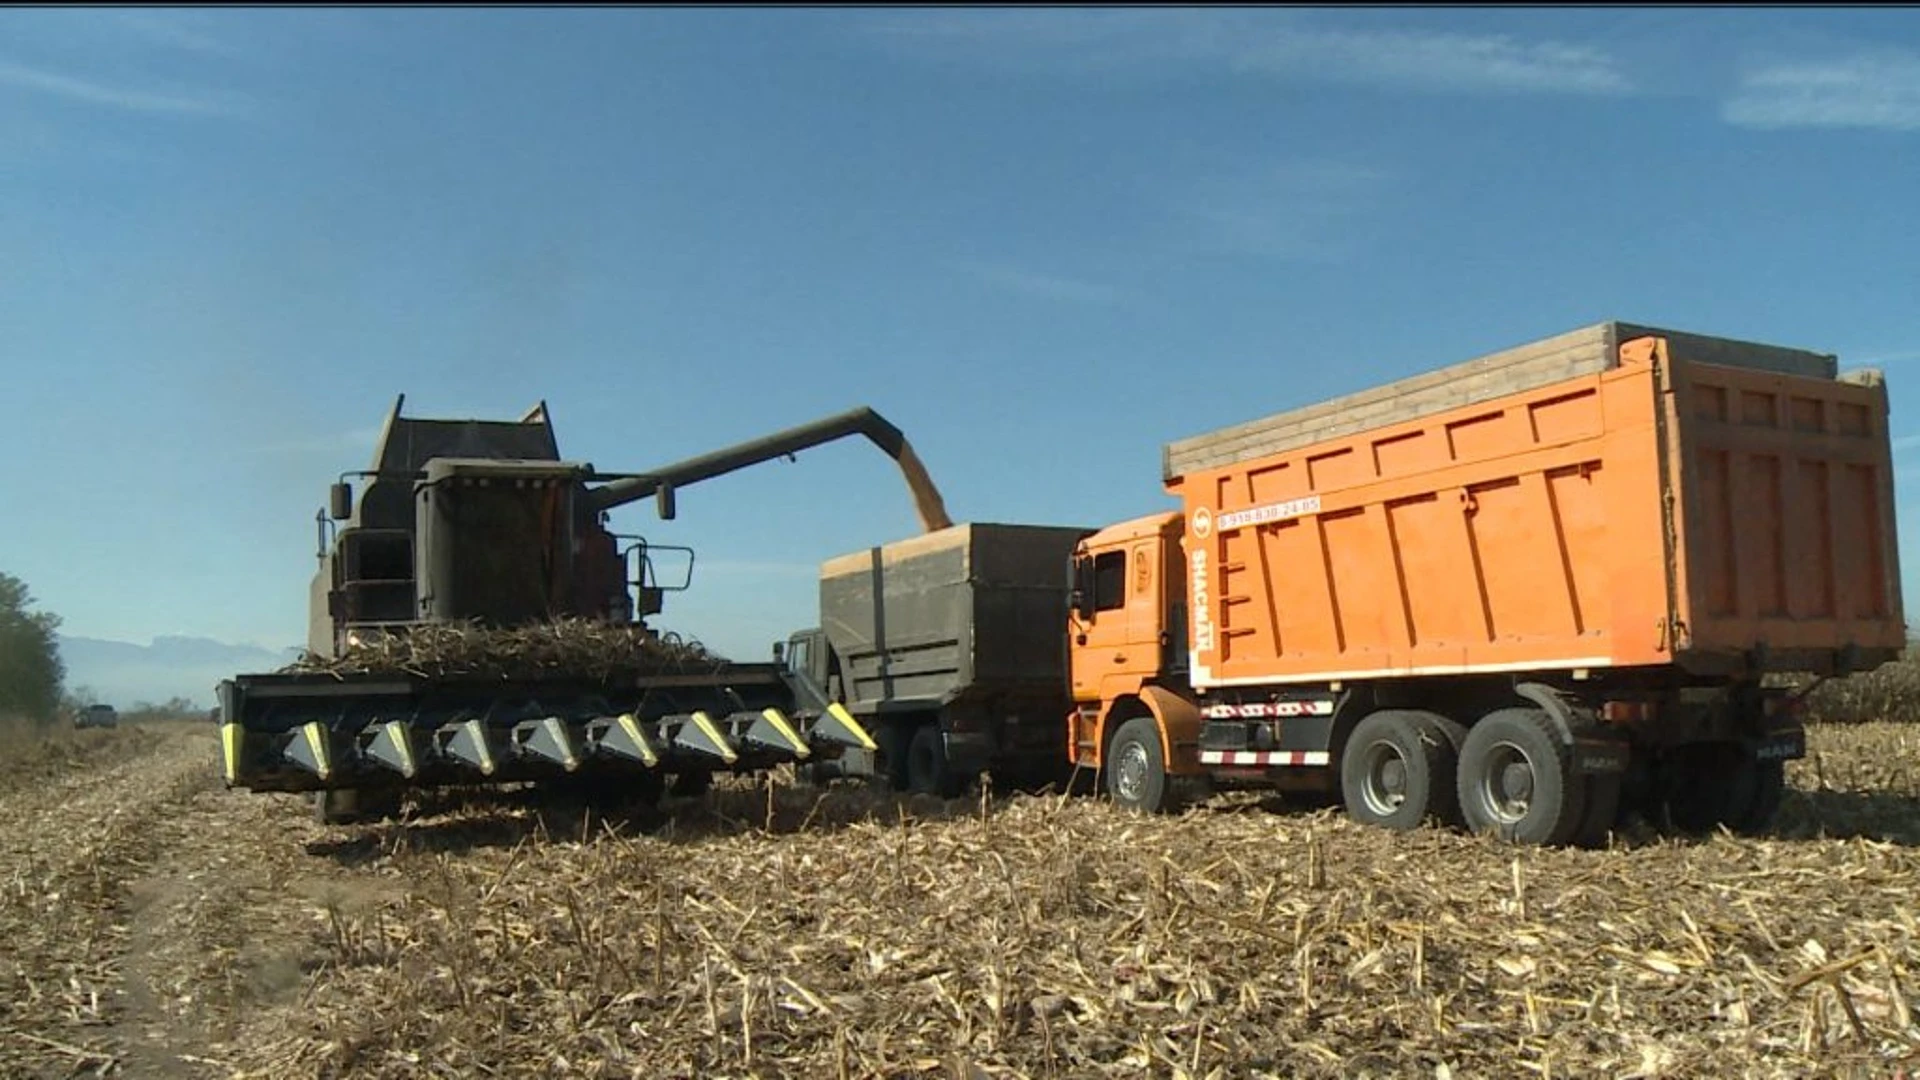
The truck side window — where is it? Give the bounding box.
[1093,551,1127,612]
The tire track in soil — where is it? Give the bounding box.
[0,725,390,1078]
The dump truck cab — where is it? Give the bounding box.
[1066,511,1207,801]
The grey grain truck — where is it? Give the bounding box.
[778,523,1095,795]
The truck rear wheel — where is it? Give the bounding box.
[1728,758,1787,835]
[1457,708,1587,846]
[907,725,966,798]
[1340,710,1465,832]
[1106,717,1171,814]
[877,723,913,792]
[1664,743,1787,835]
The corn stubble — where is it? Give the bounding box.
[5,700,1920,1077]
[195,724,1920,1080]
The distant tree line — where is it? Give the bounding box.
[0,571,65,726]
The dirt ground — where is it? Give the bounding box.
[2,721,1918,1079]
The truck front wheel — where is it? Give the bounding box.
[1456,708,1587,846]
[1105,717,1172,814]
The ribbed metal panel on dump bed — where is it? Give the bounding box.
[1163,321,1841,482]
[819,523,1093,715]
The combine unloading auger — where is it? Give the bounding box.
[215,398,941,822]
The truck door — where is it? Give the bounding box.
[1071,539,1165,697]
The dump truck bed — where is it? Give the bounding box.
[820,523,1094,715]
[1166,322,1903,688]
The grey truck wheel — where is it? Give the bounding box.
[1105,717,1171,814]
[906,725,966,798]
[1457,708,1587,846]
[1341,710,1465,832]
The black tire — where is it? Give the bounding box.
[877,723,913,793]
[1661,742,1745,833]
[1728,758,1787,835]
[1664,743,1786,835]
[906,725,966,798]
[313,788,402,826]
[1105,716,1172,814]
[668,770,712,799]
[1340,710,1462,832]
[1457,708,1588,847]
[1573,773,1624,849]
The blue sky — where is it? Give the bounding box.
[5,7,1920,675]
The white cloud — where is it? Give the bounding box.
[113,10,242,57]
[862,10,1629,96]
[1723,51,1920,131]
[0,59,242,116]
[1176,161,1393,262]
[954,260,1119,303]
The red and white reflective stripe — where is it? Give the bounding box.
[1199,749,1331,767]
[1201,701,1335,720]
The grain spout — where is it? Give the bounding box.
[895,439,952,533]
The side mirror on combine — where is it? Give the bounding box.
[329,481,353,520]
[772,640,786,664]
[657,482,677,521]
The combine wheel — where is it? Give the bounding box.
[669,771,712,799]
[1456,708,1587,847]
[312,788,403,826]
[906,725,966,799]
[1105,717,1174,814]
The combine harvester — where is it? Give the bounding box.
[780,321,1906,845]
[217,397,948,823]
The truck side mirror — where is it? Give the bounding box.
[1070,555,1095,620]
[657,482,676,521]
[329,481,353,521]
[772,640,786,664]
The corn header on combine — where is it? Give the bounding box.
[217,396,946,823]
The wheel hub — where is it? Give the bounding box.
[1360,739,1410,816]
[1114,742,1150,803]
[1480,744,1535,823]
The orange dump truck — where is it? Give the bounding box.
[1061,321,1904,845]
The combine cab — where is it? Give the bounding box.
[218,396,940,823]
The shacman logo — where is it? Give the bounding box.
[1191,507,1212,539]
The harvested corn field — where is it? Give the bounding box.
[3,720,1920,1079]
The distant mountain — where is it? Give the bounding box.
[57,635,304,710]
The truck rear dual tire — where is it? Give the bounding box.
[906,725,967,799]
[1340,710,1467,832]
[1456,708,1587,847]
[1661,743,1786,835]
